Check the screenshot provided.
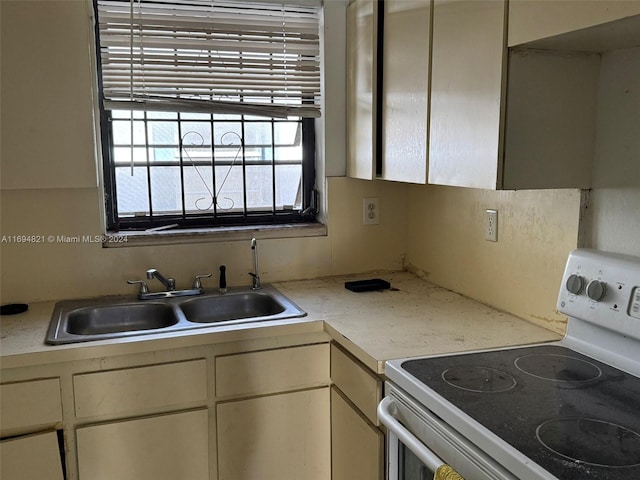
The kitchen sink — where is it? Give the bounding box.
[65,303,178,335]
[45,285,306,345]
[179,291,286,323]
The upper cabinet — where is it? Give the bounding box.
[346,0,379,180]
[428,0,506,189]
[347,0,431,183]
[349,0,640,190]
[429,0,640,190]
[381,0,431,183]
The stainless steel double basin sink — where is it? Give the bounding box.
[46,285,306,345]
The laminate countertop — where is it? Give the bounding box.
[0,271,562,373]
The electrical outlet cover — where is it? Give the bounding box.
[363,198,380,225]
[485,209,498,242]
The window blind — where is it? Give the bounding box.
[96,0,321,118]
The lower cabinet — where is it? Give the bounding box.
[330,343,385,480]
[73,358,210,480]
[0,378,65,480]
[76,409,209,480]
[2,338,388,479]
[215,343,331,480]
[217,388,330,480]
[331,388,384,480]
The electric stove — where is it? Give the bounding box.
[382,249,640,480]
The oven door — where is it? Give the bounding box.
[379,383,517,480]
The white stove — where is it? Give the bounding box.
[379,249,640,480]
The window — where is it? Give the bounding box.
[94,0,321,231]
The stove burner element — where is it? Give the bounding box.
[536,418,640,468]
[442,366,517,393]
[514,354,602,383]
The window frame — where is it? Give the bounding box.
[92,0,319,233]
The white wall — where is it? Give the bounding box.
[584,46,640,257]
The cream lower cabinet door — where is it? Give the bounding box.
[217,388,330,480]
[1,431,64,480]
[76,409,209,480]
[331,387,384,480]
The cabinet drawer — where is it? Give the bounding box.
[0,378,62,436]
[74,359,207,419]
[216,343,329,398]
[331,344,382,425]
[1,431,64,480]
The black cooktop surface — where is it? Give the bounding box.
[401,345,640,480]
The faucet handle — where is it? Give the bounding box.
[127,280,149,294]
[192,273,212,289]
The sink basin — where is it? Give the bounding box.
[65,303,178,335]
[46,285,306,345]
[179,291,286,323]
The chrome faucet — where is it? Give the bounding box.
[249,237,261,290]
[129,269,210,299]
[146,269,176,291]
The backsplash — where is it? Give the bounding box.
[405,186,582,334]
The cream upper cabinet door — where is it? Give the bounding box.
[428,0,507,189]
[346,0,379,180]
[509,0,640,47]
[77,409,209,480]
[380,0,431,183]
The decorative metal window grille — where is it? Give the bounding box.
[93,0,320,231]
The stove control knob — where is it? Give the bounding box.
[586,280,607,302]
[565,274,584,295]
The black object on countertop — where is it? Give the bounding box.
[345,279,391,292]
[0,303,28,315]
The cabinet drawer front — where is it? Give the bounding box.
[1,431,64,480]
[74,359,207,418]
[77,409,208,480]
[330,344,381,425]
[0,378,62,436]
[216,343,329,398]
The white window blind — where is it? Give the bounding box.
[96,0,321,118]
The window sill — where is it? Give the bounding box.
[102,222,327,248]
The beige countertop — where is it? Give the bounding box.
[0,271,562,373]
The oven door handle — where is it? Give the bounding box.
[378,396,446,472]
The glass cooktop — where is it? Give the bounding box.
[401,345,640,480]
